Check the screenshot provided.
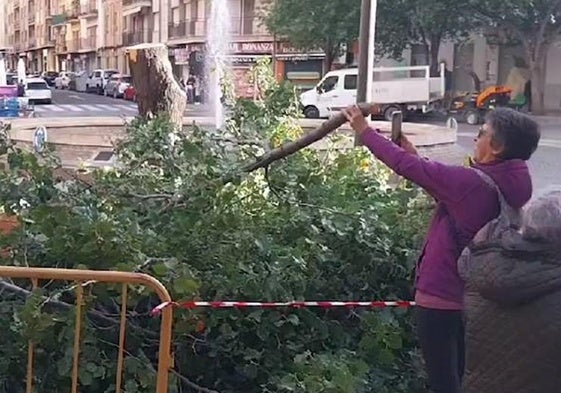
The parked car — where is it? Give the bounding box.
[86,69,119,94]
[54,71,73,89]
[123,85,136,101]
[25,77,52,104]
[104,74,132,98]
[41,71,59,86]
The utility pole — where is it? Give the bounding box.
[356,0,371,106]
[354,0,371,146]
[354,0,378,146]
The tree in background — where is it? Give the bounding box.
[376,0,478,74]
[467,0,561,115]
[263,0,361,72]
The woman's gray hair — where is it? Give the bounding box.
[521,188,561,244]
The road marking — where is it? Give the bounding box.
[86,105,103,111]
[45,105,65,112]
[65,105,83,112]
[68,95,85,101]
[116,104,137,111]
[95,104,120,111]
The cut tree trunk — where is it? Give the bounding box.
[241,103,380,173]
[127,43,187,127]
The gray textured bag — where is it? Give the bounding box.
[458,168,522,278]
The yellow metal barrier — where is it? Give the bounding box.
[0,266,173,393]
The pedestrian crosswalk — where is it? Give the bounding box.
[33,103,138,114]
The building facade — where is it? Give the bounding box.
[2,1,560,110]
[1,0,326,96]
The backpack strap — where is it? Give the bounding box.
[471,168,521,229]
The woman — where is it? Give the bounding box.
[460,190,561,393]
[342,106,540,393]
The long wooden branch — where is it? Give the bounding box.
[241,103,378,173]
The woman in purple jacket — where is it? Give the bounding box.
[342,106,540,393]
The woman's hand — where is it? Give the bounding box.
[341,105,370,135]
[400,135,418,156]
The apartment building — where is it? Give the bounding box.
[2,0,324,93]
[166,0,325,96]
[0,1,9,55]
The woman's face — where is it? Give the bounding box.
[474,122,503,164]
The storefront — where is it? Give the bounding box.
[175,41,325,99]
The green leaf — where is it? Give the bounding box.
[173,277,200,295]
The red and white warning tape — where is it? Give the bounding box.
[151,300,416,316]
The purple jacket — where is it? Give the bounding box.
[361,128,532,304]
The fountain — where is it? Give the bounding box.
[0,55,7,86]
[17,57,26,84]
[206,0,232,129]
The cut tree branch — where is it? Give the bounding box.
[240,103,378,173]
[170,369,220,393]
[0,279,159,339]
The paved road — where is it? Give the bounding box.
[32,88,210,117]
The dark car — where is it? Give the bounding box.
[6,73,17,85]
[41,71,59,87]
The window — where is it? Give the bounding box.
[94,71,101,77]
[319,76,338,93]
[27,81,49,90]
[344,75,357,90]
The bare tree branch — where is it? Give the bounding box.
[170,369,220,393]
[240,103,378,173]
[0,278,159,339]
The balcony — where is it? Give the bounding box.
[37,36,55,48]
[123,0,151,16]
[68,8,81,22]
[167,20,206,42]
[28,37,37,49]
[66,38,79,52]
[15,19,21,30]
[123,0,152,6]
[29,12,36,24]
[229,17,256,36]
[79,37,96,52]
[168,22,186,39]
[80,2,98,18]
[122,30,149,46]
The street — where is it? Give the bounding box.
[32,88,209,117]
[35,88,561,193]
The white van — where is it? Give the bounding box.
[300,65,445,120]
[86,69,119,94]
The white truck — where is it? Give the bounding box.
[300,64,446,121]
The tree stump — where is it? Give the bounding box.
[127,43,186,128]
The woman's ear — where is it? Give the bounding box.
[490,139,505,158]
